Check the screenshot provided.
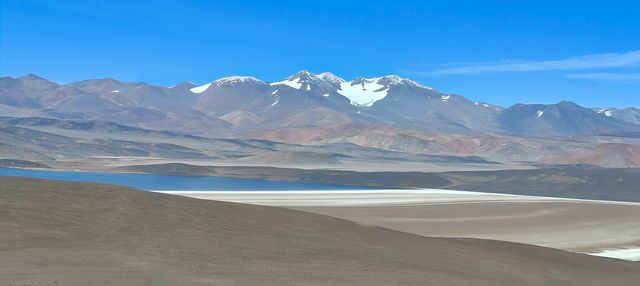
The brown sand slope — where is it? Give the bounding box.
[293,201,640,253]
[160,189,640,253]
[1,177,638,286]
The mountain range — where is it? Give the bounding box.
[2,71,638,136]
[1,71,639,169]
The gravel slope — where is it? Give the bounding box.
[1,177,638,285]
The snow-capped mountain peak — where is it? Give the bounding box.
[317,72,345,84]
[270,70,312,90]
[191,71,436,107]
[286,70,319,83]
[213,76,263,86]
[379,75,403,84]
[293,69,312,77]
[270,70,344,91]
[190,76,264,93]
[378,75,432,90]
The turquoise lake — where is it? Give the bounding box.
[0,167,369,191]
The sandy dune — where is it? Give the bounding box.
[2,177,639,285]
[164,189,640,256]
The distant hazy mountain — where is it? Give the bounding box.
[499,101,635,137]
[1,71,638,139]
[593,107,640,126]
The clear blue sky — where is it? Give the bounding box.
[1,0,639,108]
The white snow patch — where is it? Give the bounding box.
[537,111,544,118]
[190,82,212,93]
[271,96,280,106]
[590,248,640,261]
[306,84,311,91]
[408,79,432,90]
[596,109,613,117]
[270,78,302,89]
[271,89,279,95]
[110,90,120,93]
[322,93,330,97]
[337,78,389,107]
[441,95,451,101]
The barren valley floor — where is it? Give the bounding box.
[163,189,640,258]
